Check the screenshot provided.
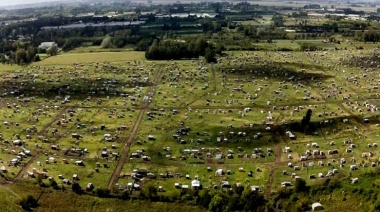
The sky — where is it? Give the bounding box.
[0,0,61,7]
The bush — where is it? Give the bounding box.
[299,42,318,51]
[72,183,83,195]
[95,188,110,198]
[19,195,39,211]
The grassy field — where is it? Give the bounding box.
[1,41,380,211]
[36,51,146,65]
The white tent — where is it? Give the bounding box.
[312,202,323,211]
[191,180,200,189]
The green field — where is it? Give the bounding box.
[36,51,146,65]
[1,44,380,211]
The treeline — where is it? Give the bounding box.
[100,29,156,50]
[145,38,222,62]
[0,42,39,65]
[237,25,287,40]
[354,30,380,43]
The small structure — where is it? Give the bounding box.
[75,160,84,166]
[87,183,94,191]
[250,185,260,192]
[281,182,292,187]
[38,42,57,50]
[312,202,324,211]
[191,180,201,190]
[215,169,224,176]
[351,178,359,184]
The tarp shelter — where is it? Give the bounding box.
[191,180,201,189]
[312,202,324,211]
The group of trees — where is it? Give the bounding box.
[271,15,284,27]
[363,30,380,42]
[145,38,220,62]
[0,42,40,65]
[237,25,287,40]
[100,28,147,49]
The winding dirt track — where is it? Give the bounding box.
[107,67,163,189]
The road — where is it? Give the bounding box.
[107,67,163,189]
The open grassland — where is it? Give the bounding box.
[36,51,146,65]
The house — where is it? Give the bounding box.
[312,202,324,211]
[38,42,57,50]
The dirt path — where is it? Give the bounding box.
[14,152,42,182]
[14,108,71,183]
[180,64,217,108]
[107,67,163,190]
[37,107,69,135]
[0,184,21,199]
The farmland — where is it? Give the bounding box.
[2,0,380,211]
[0,46,380,211]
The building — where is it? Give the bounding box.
[38,42,57,50]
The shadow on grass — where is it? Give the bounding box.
[343,52,380,68]
[0,78,153,100]
[168,114,376,148]
[220,62,332,85]
[284,114,378,136]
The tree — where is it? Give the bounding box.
[47,45,58,56]
[26,47,36,62]
[272,15,284,27]
[194,37,208,56]
[241,189,266,211]
[34,54,41,62]
[209,194,226,212]
[140,182,158,200]
[205,48,216,63]
[197,189,212,208]
[215,43,224,55]
[294,178,309,193]
[15,49,27,65]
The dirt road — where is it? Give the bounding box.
[107,67,163,189]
